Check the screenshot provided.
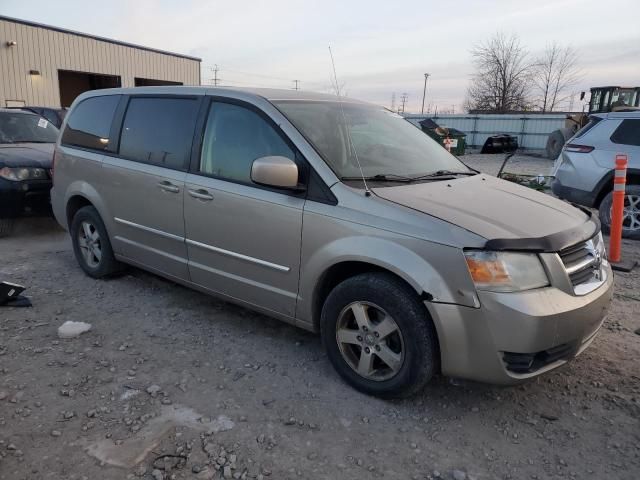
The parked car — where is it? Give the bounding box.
[551,112,640,239]
[12,106,67,129]
[52,87,612,397]
[0,108,59,236]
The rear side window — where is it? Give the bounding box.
[574,116,602,139]
[200,102,295,183]
[119,97,199,170]
[61,95,120,151]
[610,119,640,146]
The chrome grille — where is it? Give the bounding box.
[558,236,605,294]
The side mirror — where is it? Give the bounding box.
[251,156,299,189]
[579,91,585,101]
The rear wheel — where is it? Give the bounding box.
[320,273,439,398]
[0,218,14,238]
[598,185,640,240]
[70,206,122,277]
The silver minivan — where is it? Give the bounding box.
[51,87,613,397]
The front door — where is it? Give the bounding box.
[184,100,305,317]
[102,95,201,280]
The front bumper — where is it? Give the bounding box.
[0,177,52,218]
[428,265,613,385]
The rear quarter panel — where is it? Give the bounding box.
[51,146,109,232]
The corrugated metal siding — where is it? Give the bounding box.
[405,113,568,150]
[0,18,200,108]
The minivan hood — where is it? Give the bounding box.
[373,174,590,242]
[0,143,55,168]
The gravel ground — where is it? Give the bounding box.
[462,151,554,178]
[1,155,639,480]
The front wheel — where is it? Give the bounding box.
[598,185,640,240]
[320,273,439,398]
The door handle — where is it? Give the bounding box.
[157,181,180,193]
[188,189,214,201]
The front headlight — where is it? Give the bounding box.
[0,167,48,181]
[464,250,549,292]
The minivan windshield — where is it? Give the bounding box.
[274,100,471,180]
[0,112,59,144]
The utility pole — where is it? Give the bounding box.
[421,73,430,114]
[211,65,219,86]
[293,80,300,90]
[451,104,455,114]
[568,92,575,112]
[391,92,396,111]
[400,93,408,114]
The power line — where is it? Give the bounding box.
[202,65,312,84]
[214,79,289,88]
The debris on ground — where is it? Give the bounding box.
[57,320,92,338]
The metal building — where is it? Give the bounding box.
[0,15,201,108]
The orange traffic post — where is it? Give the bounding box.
[608,154,627,263]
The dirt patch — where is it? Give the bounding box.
[463,151,554,177]
[84,404,233,468]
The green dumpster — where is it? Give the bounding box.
[418,118,467,155]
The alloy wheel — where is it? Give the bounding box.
[335,301,405,381]
[612,194,640,233]
[78,220,102,268]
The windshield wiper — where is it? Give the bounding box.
[340,174,415,182]
[341,171,477,183]
[413,170,478,179]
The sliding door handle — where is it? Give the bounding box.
[157,181,180,193]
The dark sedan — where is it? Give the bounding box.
[18,106,67,129]
[0,108,59,236]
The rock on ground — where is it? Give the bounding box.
[57,320,92,339]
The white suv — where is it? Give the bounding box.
[552,112,640,239]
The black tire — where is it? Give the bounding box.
[0,218,14,238]
[545,130,565,159]
[70,206,122,278]
[598,185,640,240]
[320,273,439,398]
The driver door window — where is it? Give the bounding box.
[200,102,296,183]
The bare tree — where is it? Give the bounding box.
[466,32,533,112]
[533,43,581,112]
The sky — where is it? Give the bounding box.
[2,0,639,113]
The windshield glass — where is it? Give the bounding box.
[0,112,59,144]
[273,100,470,179]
